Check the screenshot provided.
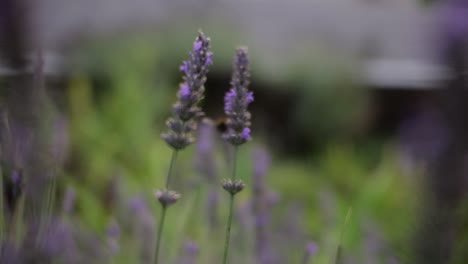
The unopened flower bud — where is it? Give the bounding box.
[221,179,245,195]
[154,189,181,208]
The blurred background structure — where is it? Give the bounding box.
[0,0,467,263]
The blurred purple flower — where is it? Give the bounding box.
[127,196,155,263]
[106,220,120,256]
[441,1,468,41]
[194,119,217,180]
[206,189,219,228]
[62,186,75,214]
[251,146,275,264]
[306,241,318,255]
[179,240,199,264]
[302,241,318,264]
[184,240,199,256]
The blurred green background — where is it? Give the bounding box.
[57,28,423,263]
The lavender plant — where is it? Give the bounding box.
[154,30,213,264]
[221,47,254,264]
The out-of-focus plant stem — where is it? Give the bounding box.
[154,149,179,264]
[222,146,238,264]
[0,166,4,243]
[37,174,57,246]
[154,206,167,264]
[335,207,352,264]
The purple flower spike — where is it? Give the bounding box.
[223,47,253,146]
[162,30,213,150]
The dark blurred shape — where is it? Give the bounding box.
[415,0,468,263]
[0,0,28,69]
[4,169,24,216]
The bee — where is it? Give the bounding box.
[215,116,228,134]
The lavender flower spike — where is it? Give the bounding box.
[224,47,253,146]
[162,31,213,150]
[221,47,253,264]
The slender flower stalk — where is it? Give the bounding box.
[221,47,253,264]
[154,31,212,264]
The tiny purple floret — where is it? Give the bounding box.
[240,127,250,139]
[179,83,191,97]
[206,51,214,66]
[246,91,254,104]
[306,241,318,255]
[193,40,202,52]
[179,61,188,73]
[224,89,236,111]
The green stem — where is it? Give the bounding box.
[231,147,238,181]
[165,149,178,189]
[222,146,238,264]
[154,149,179,264]
[222,194,235,264]
[154,206,167,264]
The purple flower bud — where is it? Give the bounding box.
[240,127,250,139]
[206,51,214,66]
[302,241,318,264]
[222,179,245,195]
[184,240,199,256]
[179,240,199,264]
[193,40,202,52]
[179,61,188,73]
[224,89,236,112]
[178,83,191,98]
[246,91,254,103]
[306,241,318,255]
[154,189,181,208]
